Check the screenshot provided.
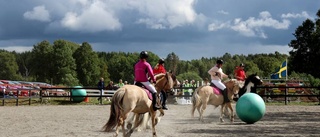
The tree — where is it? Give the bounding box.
[288,9,320,78]
[165,52,179,74]
[30,40,53,83]
[0,50,21,80]
[73,42,100,86]
[51,40,78,85]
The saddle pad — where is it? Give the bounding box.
[212,86,221,95]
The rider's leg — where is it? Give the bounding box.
[161,90,168,110]
[142,82,161,110]
[211,80,229,103]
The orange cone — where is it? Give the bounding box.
[84,96,89,102]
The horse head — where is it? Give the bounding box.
[224,79,242,95]
[155,72,174,91]
[238,73,264,98]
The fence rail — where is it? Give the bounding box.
[1,85,320,106]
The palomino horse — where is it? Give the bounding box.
[191,79,243,122]
[237,73,263,99]
[103,72,174,137]
[126,73,180,131]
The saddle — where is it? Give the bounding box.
[209,83,222,95]
[135,82,153,100]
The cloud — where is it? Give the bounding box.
[133,0,198,29]
[60,0,121,32]
[23,5,51,22]
[281,11,314,19]
[208,11,291,38]
[218,10,229,15]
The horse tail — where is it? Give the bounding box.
[103,87,126,132]
[191,86,202,117]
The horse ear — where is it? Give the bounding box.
[168,70,173,73]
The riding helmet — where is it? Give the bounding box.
[140,51,148,59]
[216,59,224,64]
[158,58,165,64]
[240,63,245,67]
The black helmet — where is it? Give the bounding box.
[239,63,245,67]
[216,59,224,64]
[158,58,165,64]
[139,51,148,59]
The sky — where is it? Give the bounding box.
[0,0,319,60]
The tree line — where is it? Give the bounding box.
[0,9,319,87]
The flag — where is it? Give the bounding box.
[270,60,287,79]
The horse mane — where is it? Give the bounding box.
[224,79,243,88]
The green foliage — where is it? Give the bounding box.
[289,9,320,78]
[176,71,202,82]
[0,50,21,80]
[73,42,100,86]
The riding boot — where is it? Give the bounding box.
[222,89,230,103]
[161,90,168,110]
[152,93,161,110]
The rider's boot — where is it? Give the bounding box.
[161,90,168,110]
[222,89,230,103]
[152,92,161,110]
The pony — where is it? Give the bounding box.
[237,73,263,99]
[126,73,180,131]
[103,72,175,137]
[191,79,243,122]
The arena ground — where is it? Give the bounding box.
[0,104,319,137]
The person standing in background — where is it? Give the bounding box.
[97,77,105,101]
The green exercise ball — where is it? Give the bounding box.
[236,93,266,124]
[71,86,87,102]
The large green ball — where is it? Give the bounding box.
[71,86,87,102]
[236,93,266,124]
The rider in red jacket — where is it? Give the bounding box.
[153,58,169,110]
[153,58,166,75]
[235,63,247,81]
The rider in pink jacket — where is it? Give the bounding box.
[134,51,160,110]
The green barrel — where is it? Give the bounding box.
[71,86,87,102]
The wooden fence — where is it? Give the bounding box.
[1,86,320,106]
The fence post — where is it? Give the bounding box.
[2,88,5,106]
[16,89,19,106]
[29,90,31,105]
[40,89,43,103]
[285,87,288,105]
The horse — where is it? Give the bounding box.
[237,73,263,99]
[103,72,175,137]
[191,79,243,122]
[126,72,180,131]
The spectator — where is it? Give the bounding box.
[106,81,115,90]
[97,77,105,101]
[118,79,125,88]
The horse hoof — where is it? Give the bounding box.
[126,123,132,129]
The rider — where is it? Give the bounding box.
[134,51,161,110]
[153,58,169,110]
[234,63,247,81]
[208,59,230,103]
[153,58,166,74]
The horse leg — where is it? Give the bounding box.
[200,100,207,122]
[150,110,158,137]
[196,102,202,119]
[156,109,164,125]
[126,113,135,130]
[219,104,225,123]
[114,117,123,137]
[227,103,234,122]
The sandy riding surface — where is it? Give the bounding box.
[0,104,319,137]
